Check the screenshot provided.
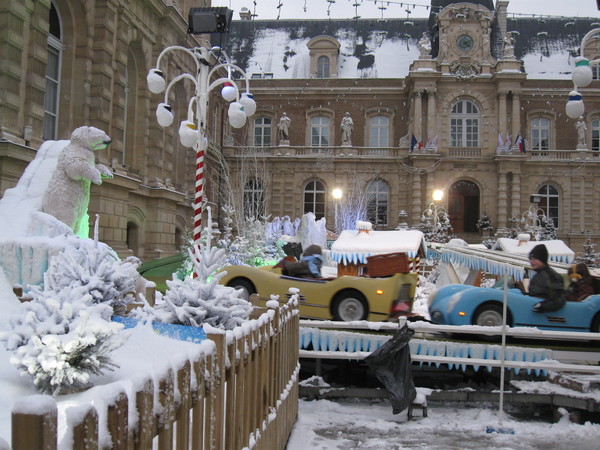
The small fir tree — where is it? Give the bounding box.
[0,287,125,395]
[476,211,493,234]
[539,217,557,241]
[575,235,600,268]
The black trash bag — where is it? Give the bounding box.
[364,324,416,414]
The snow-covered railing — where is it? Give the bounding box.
[299,319,600,375]
[10,301,300,449]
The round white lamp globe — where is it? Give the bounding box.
[565,91,585,119]
[221,81,238,102]
[572,57,593,88]
[239,93,257,117]
[156,103,174,127]
[147,69,166,94]
[228,102,247,128]
[179,120,199,147]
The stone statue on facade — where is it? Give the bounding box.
[278,112,291,145]
[503,33,515,59]
[576,116,587,148]
[340,112,353,145]
[418,32,431,58]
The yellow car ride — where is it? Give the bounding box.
[218,264,418,322]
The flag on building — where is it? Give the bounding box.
[410,135,417,152]
[515,134,526,153]
[497,133,505,154]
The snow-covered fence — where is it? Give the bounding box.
[10,300,300,449]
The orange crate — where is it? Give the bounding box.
[367,252,410,276]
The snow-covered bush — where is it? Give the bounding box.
[132,207,253,330]
[42,240,138,314]
[0,287,126,395]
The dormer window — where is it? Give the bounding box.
[317,56,330,78]
[307,35,340,78]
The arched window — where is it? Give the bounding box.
[317,56,330,78]
[43,2,63,140]
[369,116,389,147]
[304,180,325,219]
[450,100,479,147]
[243,179,264,219]
[254,117,272,147]
[531,118,550,150]
[311,116,330,146]
[592,118,600,151]
[537,184,560,228]
[366,180,389,227]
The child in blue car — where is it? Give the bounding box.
[527,244,566,313]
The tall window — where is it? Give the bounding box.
[531,118,550,150]
[369,116,389,147]
[366,180,389,227]
[43,2,63,140]
[311,116,330,146]
[537,184,560,228]
[254,117,272,147]
[593,64,600,80]
[243,179,264,219]
[303,180,325,219]
[317,56,330,78]
[592,118,600,151]
[450,100,479,147]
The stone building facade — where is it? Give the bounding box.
[0,0,230,260]
[221,0,600,251]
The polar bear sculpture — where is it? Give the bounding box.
[42,126,113,237]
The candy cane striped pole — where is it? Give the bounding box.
[193,141,204,245]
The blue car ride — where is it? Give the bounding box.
[428,283,600,333]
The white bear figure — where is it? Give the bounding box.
[42,126,113,236]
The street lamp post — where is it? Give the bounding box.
[565,28,600,119]
[423,189,449,242]
[147,42,256,249]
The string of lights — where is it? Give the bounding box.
[232,0,598,22]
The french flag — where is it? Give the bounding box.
[515,134,526,153]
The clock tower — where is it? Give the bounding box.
[431,1,498,78]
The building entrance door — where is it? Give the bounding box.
[448,180,480,233]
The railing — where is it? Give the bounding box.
[447,147,482,157]
[229,146,401,158]
[10,301,300,450]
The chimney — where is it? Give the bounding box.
[239,7,252,21]
[495,1,509,37]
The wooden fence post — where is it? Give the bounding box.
[12,395,57,450]
[206,333,226,450]
[68,404,98,450]
[107,389,129,450]
[157,368,175,450]
[191,356,206,450]
[175,360,192,450]
[134,377,155,450]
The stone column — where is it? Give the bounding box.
[511,172,521,223]
[427,90,437,147]
[413,91,423,145]
[498,91,507,138]
[511,93,521,149]
[497,171,507,228]
[411,172,422,228]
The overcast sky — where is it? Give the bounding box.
[211,0,600,20]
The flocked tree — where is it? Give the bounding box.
[0,240,131,395]
[575,234,600,268]
[132,207,253,330]
[539,217,557,241]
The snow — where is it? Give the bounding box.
[493,238,575,263]
[330,229,427,264]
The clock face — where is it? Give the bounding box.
[456,34,474,52]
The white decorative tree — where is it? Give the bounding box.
[0,287,125,395]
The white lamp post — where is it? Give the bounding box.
[423,190,448,241]
[147,45,256,249]
[332,188,343,234]
[566,28,600,119]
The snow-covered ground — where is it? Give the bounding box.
[287,396,600,449]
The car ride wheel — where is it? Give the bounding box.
[473,304,504,327]
[227,278,255,301]
[592,314,600,333]
[332,292,368,321]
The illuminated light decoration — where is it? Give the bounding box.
[239,92,257,116]
[565,90,584,119]
[179,120,199,147]
[147,69,166,94]
[221,81,238,102]
[376,289,384,295]
[572,56,593,88]
[156,103,174,127]
[459,311,466,316]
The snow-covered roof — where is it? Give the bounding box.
[330,229,426,265]
[223,17,598,80]
[492,238,575,264]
